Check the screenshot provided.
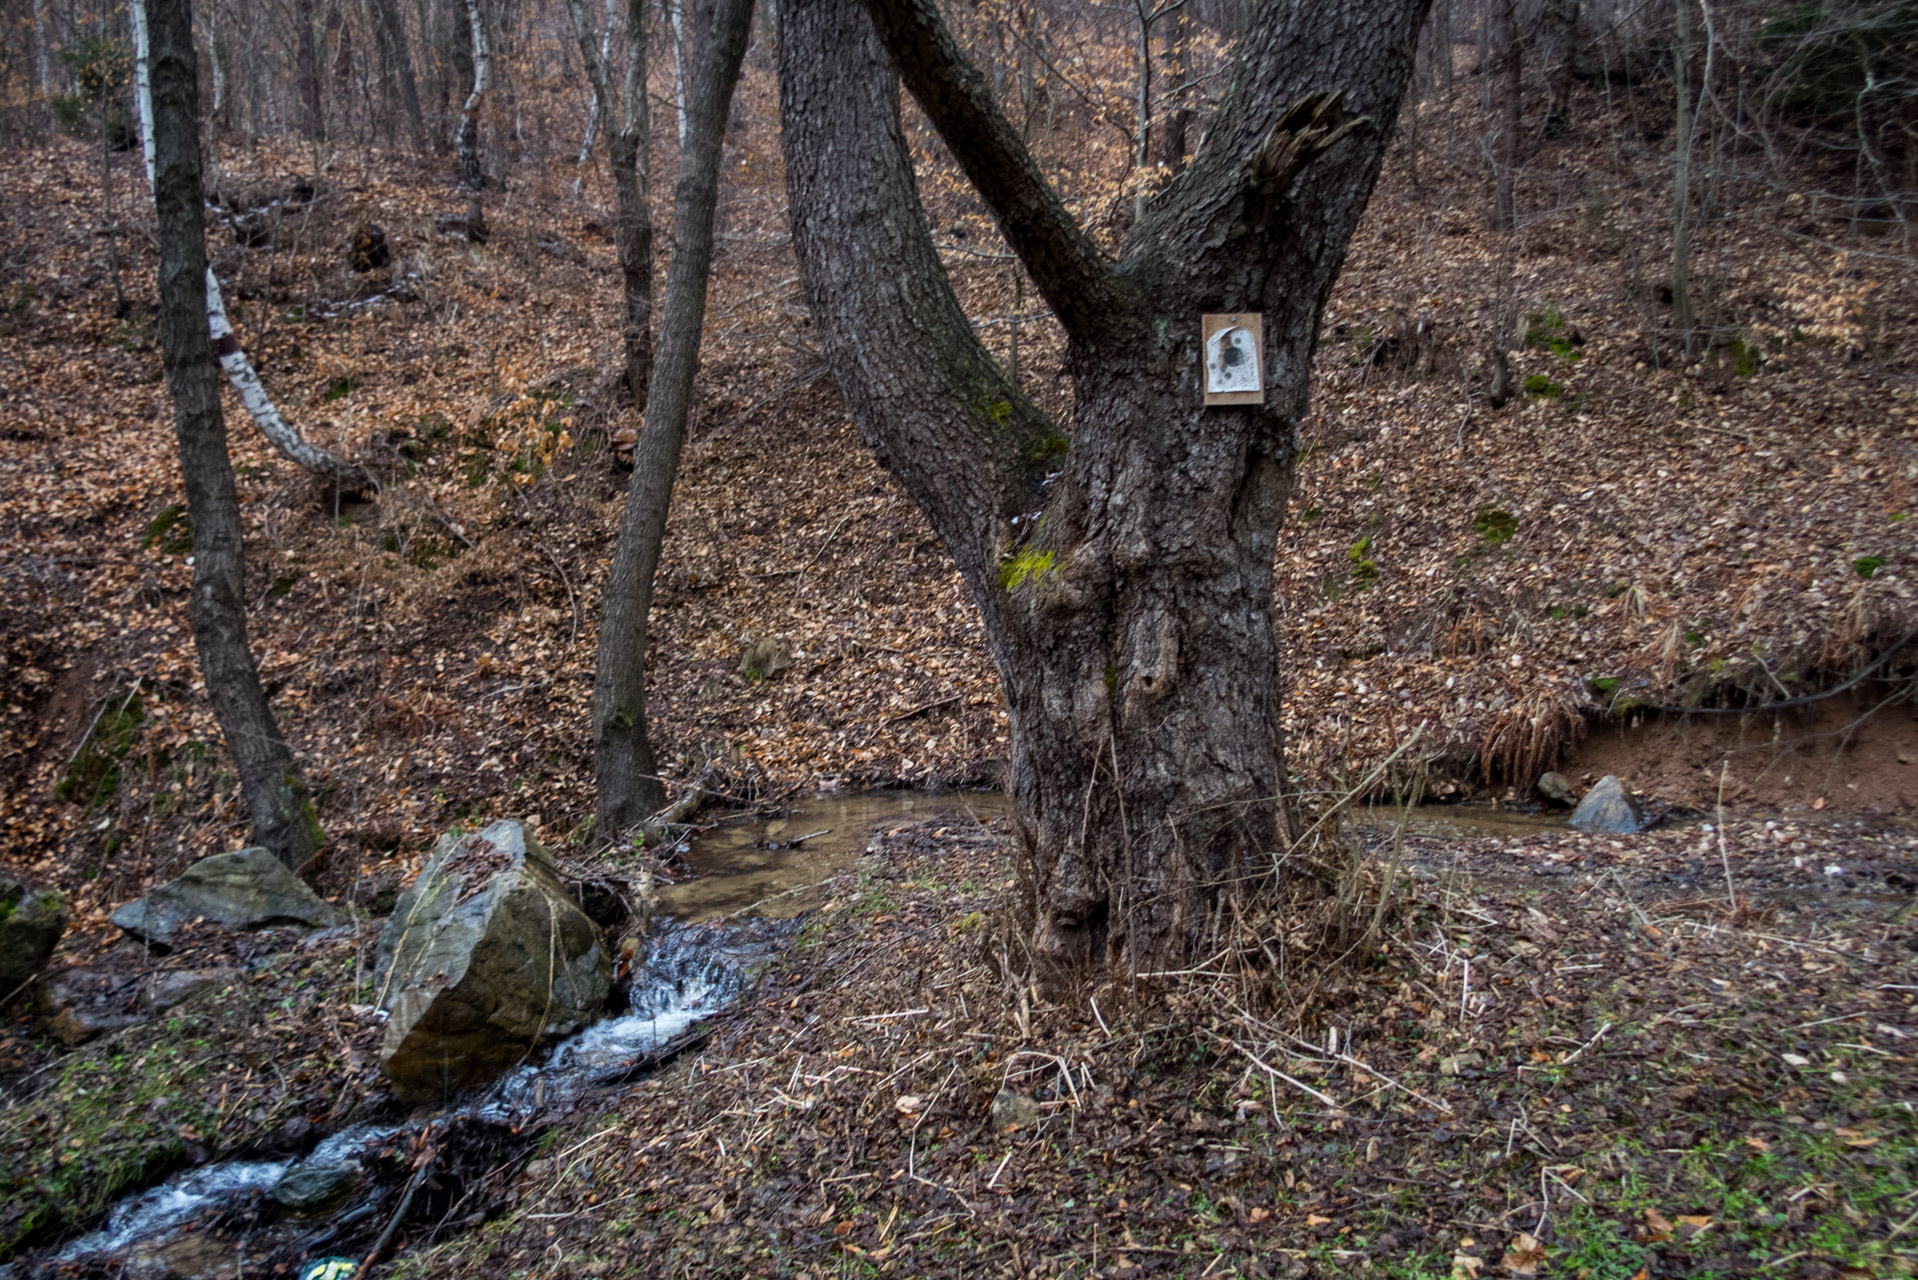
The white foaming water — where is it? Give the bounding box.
[60,1161,288,1259]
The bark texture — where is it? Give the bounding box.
[148,0,321,870]
[781,0,1428,969]
[590,0,754,840]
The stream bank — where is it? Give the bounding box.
[4,793,1005,1279]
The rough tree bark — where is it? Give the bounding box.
[147,0,322,869]
[780,0,1428,969]
[566,0,653,406]
[131,0,376,491]
[590,0,754,840]
[457,0,489,188]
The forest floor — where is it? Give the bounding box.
[0,44,1915,1280]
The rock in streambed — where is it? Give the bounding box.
[373,820,612,1102]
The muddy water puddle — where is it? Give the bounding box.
[654,788,1009,922]
[1354,804,1577,839]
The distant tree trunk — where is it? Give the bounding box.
[1671,0,1697,359]
[296,0,326,138]
[668,0,691,147]
[146,0,322,870]
[371,0,426,150]
[1156,9,1190,176]
[33,0,55,107]
[782,0,1429,968]
[1491,0,1520,230]
[1541,0,1577,136]
[572,0,616,193]
[1132,0,1152,220]
[133,0,378,490]
[591,0,754,840]
[456,0,489,187]
[566,0,653,405]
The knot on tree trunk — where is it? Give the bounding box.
[1247,91,1373,198]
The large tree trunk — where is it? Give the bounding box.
[590,0,753,840]
[146,0,322,869]
[565,0,652,406]
[780,0,1428,969]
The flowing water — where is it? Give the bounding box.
[43,790,1006,1277]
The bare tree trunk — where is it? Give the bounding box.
[296,0,326,138]
[566,0,653,405]
[457,0,489,187]
[133,0,379,491]
[33,0,55,108]
[370,0,427,150]
[1491,0,1519,230]
[668,0,690,148]
[571,0,616,194]
[591,0,753,840]
[1156,8,1190,176]
[782,0,1429,968]
[145,0,322,870]
[1671,0,1697,359]
[1132,0,1152,221]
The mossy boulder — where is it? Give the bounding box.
[373,820,611,1103]
[0,878,68,1003]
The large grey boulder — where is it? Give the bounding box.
[111,847,336,945]
[0,877,67,1000]
[373,820,611,1102]
[1570,775,1647,834]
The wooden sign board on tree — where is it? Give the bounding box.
[1202,313,1265,406]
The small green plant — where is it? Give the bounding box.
[140,503,193,555]
[321,376,357,402]
[1522,373,1565,399]
[1473,508,1518,543]
[56,689,146,808]
[1348,536,1378,581]
[1301,507,1322,522]
[1853,555,1885,579]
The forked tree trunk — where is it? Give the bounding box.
[780,0,1428,969]
[565,0,653,405]
[590,0,753,840]
[147,0,322,869]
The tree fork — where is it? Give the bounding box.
[785,0,1430,970]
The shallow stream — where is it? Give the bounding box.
[42,790,1004,1278]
